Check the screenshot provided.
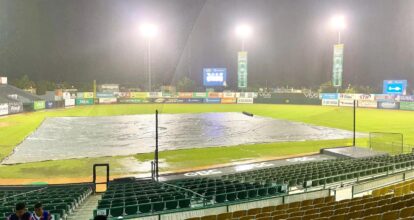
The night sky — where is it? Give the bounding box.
[0,0,413,89]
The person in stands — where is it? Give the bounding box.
[33,203,51,220]
[7,202,34,220]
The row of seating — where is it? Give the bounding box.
[372,178,414,197]
[186,191,414,220]
[0,184,92,219]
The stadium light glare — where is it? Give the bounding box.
[235,24,252,51]
[235,24,252,40]
[330,15,346,31]
[140,23,158,39]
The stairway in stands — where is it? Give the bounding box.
[68,194,102,220]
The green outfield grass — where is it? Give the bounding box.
[0,104,413,181]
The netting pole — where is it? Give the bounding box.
[353,100,356,146]
[155,110,159,181]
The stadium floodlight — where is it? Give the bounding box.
[140,23,158,39]
[330,15,346,43]
[140,23,158,92]
[235,24,252,51]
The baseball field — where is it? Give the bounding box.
[0,104,413,184]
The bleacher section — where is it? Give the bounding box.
[222,154,414,188]
[187,194,414,220]
[92,153,414,219]
[94,178,285,218]
[0,184,93,219]
[0,84,42,104]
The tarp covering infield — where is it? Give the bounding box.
[2,112,358,164]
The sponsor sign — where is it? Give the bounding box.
[184,98,204,103]
[8,102,23,114]
[193,92,207,98]
[400,102,414,111]
[339,93,356,100]
[357,100,378,108]
[322,99,339,106]
[148,92,162,98]
[0,77,7,84]
[178,92,193,98]
[64,99,75,107]
[355,94,375,101]
[75,98,94,105]
[238,51,248,88]
[116,92,130,98]
[377,101,400,109]
[221,98,237,104]
[258,92,272,98]
[96,92,114,98]
[204,98,221,103]
[397,95,414,102]
[130,92,148,98]
[223,92,235,98]
[208,92,222,98]
[62,92,71,100]
[162,92,174,98]
[203,68,227,87]
[0,103,8,115]
[238,92,257,98]
[320,93,339,100]
[118,98,149,104]
[332,44,344,87]
[76,92,84,98]
[383,80,407,95]
[339,99,355,107]
[237,98,254,104]
[375,94,397,102]
[46,101,55,109]
[99,98,117,104]
[83,92,94,98]
[33,101,46,110]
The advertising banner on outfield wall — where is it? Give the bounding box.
[193,92,207,98]
[84,92,94,99]
[397,95,414,102]
[339,93,356,100]
[355,94,375,101]
[237,98,254,104]
[96,92,115,98]
[178,92,193,98]
[339,99,355,107]
[149,92,162,98]
[46,101,55,109]
[8,102,23,114]
[377,101,400,109]
[238,92,257,98]
[64,99,75,107]
[357,100,378,108]
[162,92,174,98]
[184,98,203,103]
[99,98,117,104]
[223,92,235,98]
[118,98,149,104]
[221,98,237,104]
[400,102,414,111]
[0,103,8,115]
[34,101,46,110]
[204,98,221,103]
[208,92,223,98]
[116,92,130,98]
[129,92,148,98]
[320,93,339,100]
[375,94,397,102]
[75,98,94,105]
[322,99,339,106]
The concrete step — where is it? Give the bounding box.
[67,193,102,220]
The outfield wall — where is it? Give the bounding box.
[320,93,414,111]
